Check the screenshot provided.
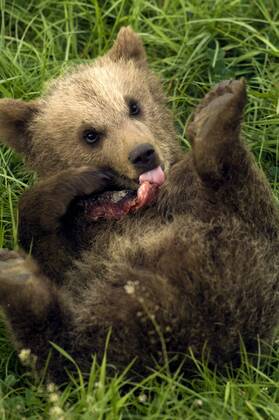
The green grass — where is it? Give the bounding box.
[0,0,279,418]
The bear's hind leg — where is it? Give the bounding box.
[188,79,279,238]
[0,249,72,380]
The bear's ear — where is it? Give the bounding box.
[0,99,39,155]
[107,26,147,66]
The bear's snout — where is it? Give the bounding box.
[128,143,159,172]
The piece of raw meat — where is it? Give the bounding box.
[79,166,165,221]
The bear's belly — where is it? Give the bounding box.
[94,213,207,279]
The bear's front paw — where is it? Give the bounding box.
[19,167,116,232]
[66,167,115,198]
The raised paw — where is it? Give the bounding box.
[187,79,246,144]
[187,79,247,185]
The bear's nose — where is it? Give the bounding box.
[129,143,158,171]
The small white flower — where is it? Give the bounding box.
[18,348,31,364]
[138,393,148,403]
[47,383,56,393]
[49,393,59,403]
[194,399,203,407]
[124,281,136,295]
[50,406,64,417]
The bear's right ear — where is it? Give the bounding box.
[107,26,147,67]
[0,99,39,155]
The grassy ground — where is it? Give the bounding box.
[0,0,278,418]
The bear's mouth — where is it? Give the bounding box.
[80,166,165,221]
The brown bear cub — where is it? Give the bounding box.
[0,27,279,383]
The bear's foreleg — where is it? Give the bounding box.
[18,167,114,282]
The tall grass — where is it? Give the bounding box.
[0,0,278,418]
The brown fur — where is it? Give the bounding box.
[0,27,278,383]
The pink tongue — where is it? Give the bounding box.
[139,166,165,186]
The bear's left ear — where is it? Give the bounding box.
[107,26,147,67]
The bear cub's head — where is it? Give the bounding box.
[0,27,181,186]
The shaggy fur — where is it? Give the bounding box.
[0,27,278,383]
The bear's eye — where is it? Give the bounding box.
[129,100,141,117]
[83,129,101,145]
